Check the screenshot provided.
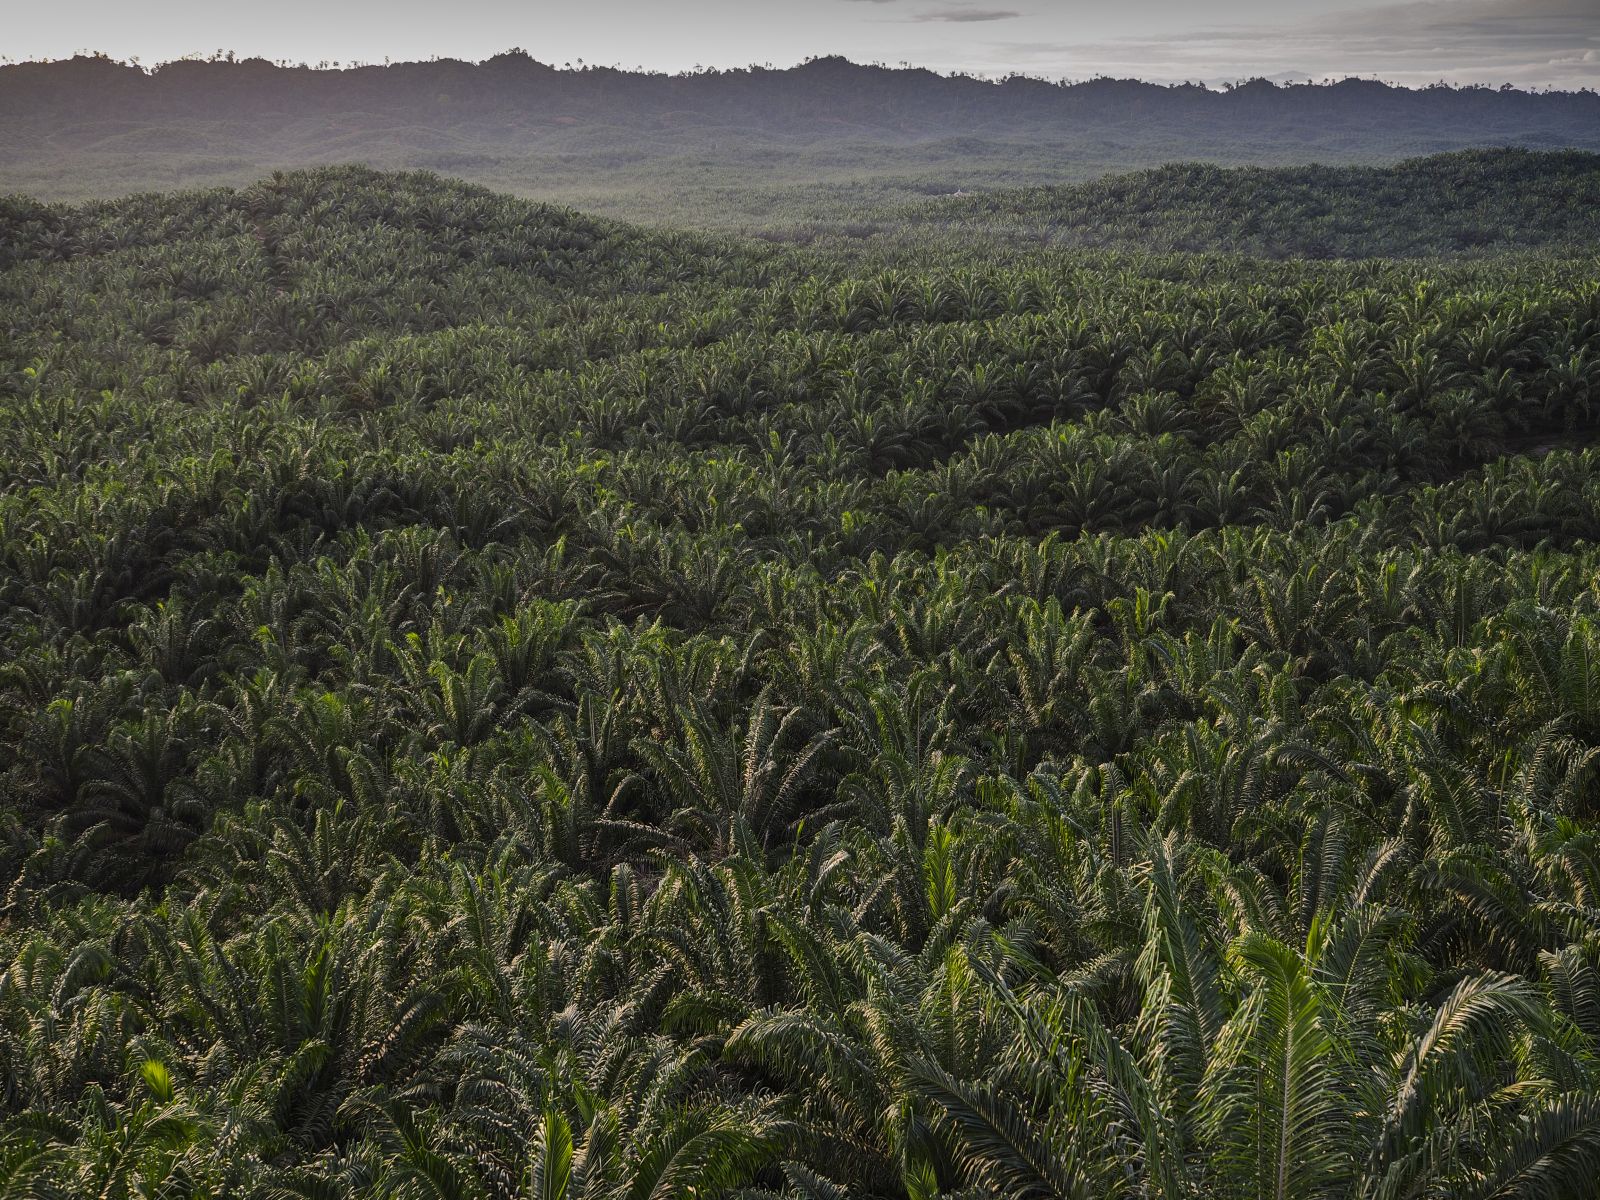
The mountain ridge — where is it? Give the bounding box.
[8,51,1599,133]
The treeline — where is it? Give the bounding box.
[3,167,1600,1195]
[7,51,1599,132]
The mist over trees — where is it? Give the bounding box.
[6,51,1600,216]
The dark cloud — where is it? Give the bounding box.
[914,7,1021,21]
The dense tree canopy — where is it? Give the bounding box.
[3,162,1600,1197]
[906,150,1600,259]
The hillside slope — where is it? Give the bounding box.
[5,167,1600,1195]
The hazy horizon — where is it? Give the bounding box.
[6,0,1598,90]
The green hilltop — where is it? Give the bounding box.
[898,149,1600,258]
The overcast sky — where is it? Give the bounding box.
[7,0,1599,89]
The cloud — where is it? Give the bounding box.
[967,0,1600,89]
[913,7,1021,22]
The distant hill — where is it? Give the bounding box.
[5,53,1600,225]
[0,164,739,302]
[8,52,1599,137]
[895,149,1600,259]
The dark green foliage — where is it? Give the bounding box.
[3,162,1600,1197]
[908,150,1600,259]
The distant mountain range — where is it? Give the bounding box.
[9,52,1600,135]
[6,52,1600,221]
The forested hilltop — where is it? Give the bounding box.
[5,161,1600,1195]
[898,149,1600,258]
[5,51,1600,223]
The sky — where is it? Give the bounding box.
[6,0,1599,89]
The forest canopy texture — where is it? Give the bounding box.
[4,150,1600,1197]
